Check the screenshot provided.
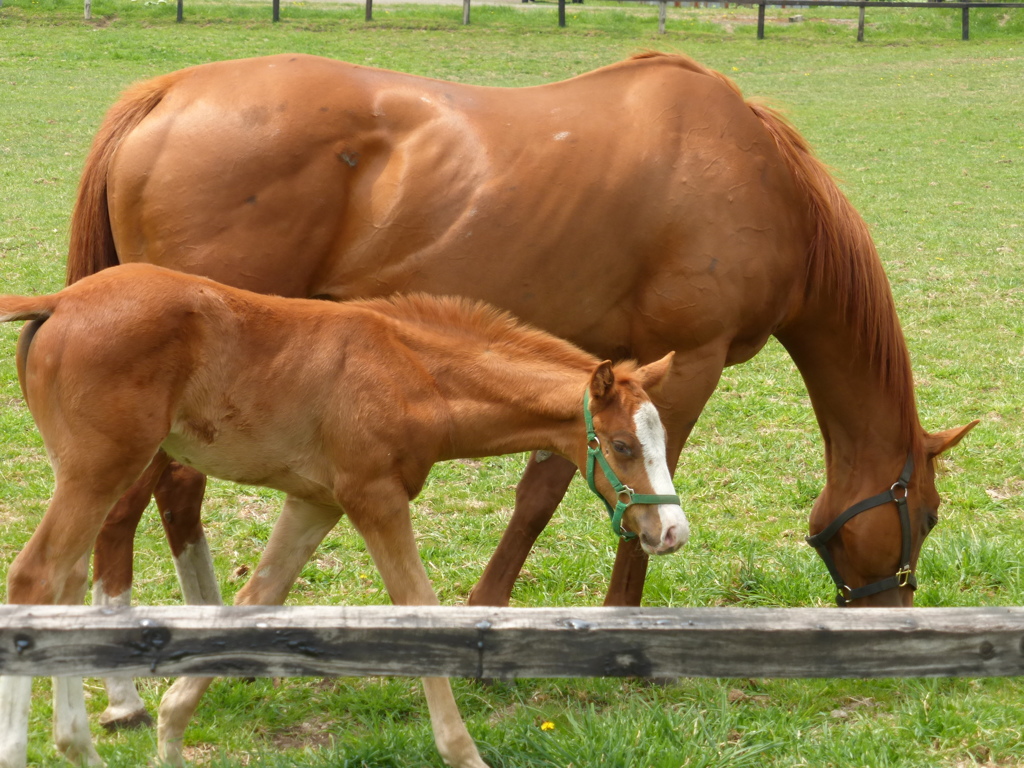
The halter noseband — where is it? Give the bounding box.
[583,390,681,540]
[805,454,917,606]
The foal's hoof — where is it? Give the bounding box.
[99,708,155,732]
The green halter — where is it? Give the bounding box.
[583,390,682,540]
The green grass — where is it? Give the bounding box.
[2,2,1024,766]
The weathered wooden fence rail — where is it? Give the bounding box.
[2,605,1023,679]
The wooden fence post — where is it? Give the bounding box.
[857,4,865,40]
[757,0,766,38]
[273,0,279,21]
[559,0,566,27]
[365,0,372,21]
[177,0,183,22]
[659,0,667,32]
[463,0,470,23]
[962,5,970,39]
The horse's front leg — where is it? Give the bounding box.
[603,345,725,606]
[157,496,341,767]
[467,451,577,607]
[347,485,488,768]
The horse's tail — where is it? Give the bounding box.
[66,75,177,286]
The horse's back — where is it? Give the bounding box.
[104,53,812,362]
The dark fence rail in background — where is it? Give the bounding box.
[58,0,1023,38]
[2,605,1024,679]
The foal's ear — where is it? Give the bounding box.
[636,352,675,398]
[924,420,980,459]
[588,361,617,403]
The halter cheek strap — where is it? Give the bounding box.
[583,390,681,540]
[806,454,916,606]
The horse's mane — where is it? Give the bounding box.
[354,293,599,370]
[626,51,919,446]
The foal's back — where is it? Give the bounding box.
[17,265,449,504]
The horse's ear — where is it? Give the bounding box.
[636,352,674,398]
[924,420,980,459]
[588,361,616,403]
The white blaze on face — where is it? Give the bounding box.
[634,401,689,553]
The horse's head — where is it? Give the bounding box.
[583,352,688,556]
[807,421,978,607]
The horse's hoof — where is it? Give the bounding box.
[99,709,155,732]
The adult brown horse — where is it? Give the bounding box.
[0,264,685,768]
[63,50,972,734]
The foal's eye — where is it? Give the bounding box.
[611,440,633,457]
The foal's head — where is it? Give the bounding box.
[583,353,688,556]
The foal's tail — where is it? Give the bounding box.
[0,293,60,324]
[66,74,179,286]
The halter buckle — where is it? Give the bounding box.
[896,565,913,588]
[618,486,635,505]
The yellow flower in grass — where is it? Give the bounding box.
[540,721,555,732]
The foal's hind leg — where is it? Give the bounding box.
[157,495,341,767]
[2,454,158,768]
[93,454,171,731]
[467,451,577,607]
[93,456,215,731]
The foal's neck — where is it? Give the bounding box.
[437,356,593,463]
[382,309,597,463]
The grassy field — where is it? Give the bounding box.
[1,1,1023,765]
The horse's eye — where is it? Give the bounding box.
[611,440,633,457]
[926,513,939,532]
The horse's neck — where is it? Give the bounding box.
[777,302,920,491]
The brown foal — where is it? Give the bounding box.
[0,264,686,768]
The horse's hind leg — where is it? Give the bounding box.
[155,461,218,605]
[467,451,577,607]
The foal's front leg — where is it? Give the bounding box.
[156,496,342,767]
[347,488,488,768]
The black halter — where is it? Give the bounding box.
[806,454,916,606]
